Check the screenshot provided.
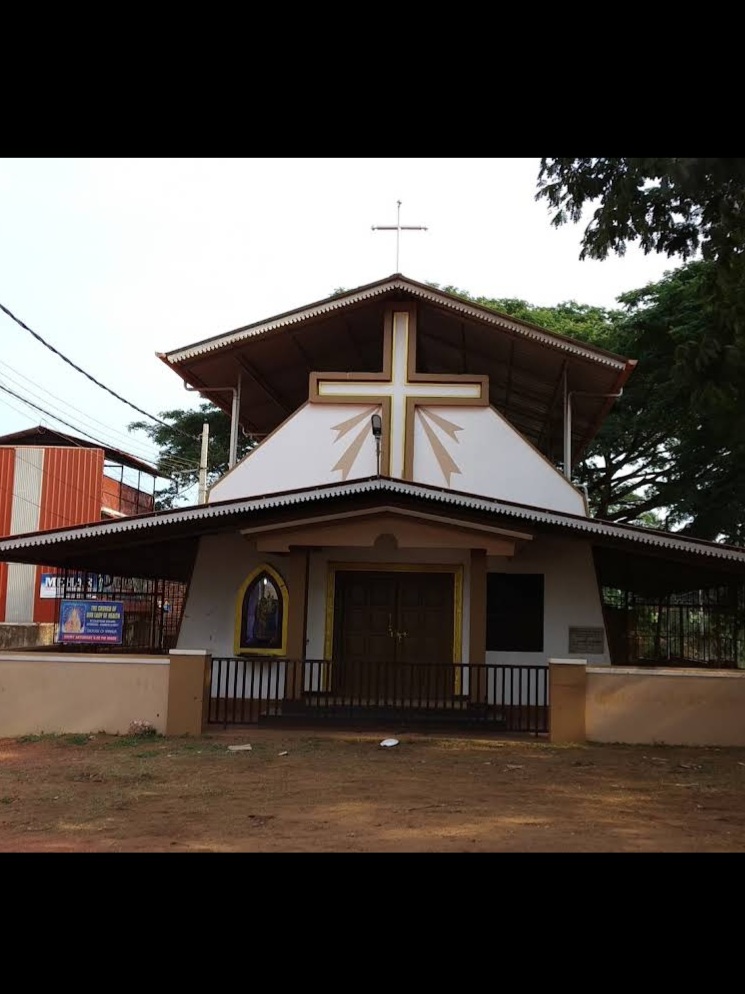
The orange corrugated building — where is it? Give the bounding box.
[0,426,156,625]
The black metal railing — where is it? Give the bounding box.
[208,658,549,735]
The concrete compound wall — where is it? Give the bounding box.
[549,659,745,747]
[586,665,745,747]
[0,649,210,738]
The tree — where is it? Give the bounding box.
[534,158,745,541]
[536,158,745,269]
[434,269,745,542]
[129,403,254,509]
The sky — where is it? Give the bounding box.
[0,157,678,497]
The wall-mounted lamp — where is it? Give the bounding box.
[371,414,382,476]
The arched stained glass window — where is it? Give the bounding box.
[236,566,287,655]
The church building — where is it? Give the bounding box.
[2,275,745,728]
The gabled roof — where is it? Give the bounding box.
[158,274,636,467]
[0,477,742,595]
[0,425,159,477]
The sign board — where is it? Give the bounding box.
[59,600,124,644]
[568,626,605,654]
[41,573,148,599]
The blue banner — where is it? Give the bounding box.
[59,600,124,644]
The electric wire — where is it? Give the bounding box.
[0,301,200,441]
[0,395,201,516]
[0,425,156,524]
[0,379,199,481]
[0,358,196,470]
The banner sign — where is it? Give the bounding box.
[41,573,148,599]
[59,600,124,644]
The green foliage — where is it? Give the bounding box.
[533,158,745,541]
[431,284,621,347]
[433,268,745,542]
[104,736,156,749]
[128,402,254,509]
[17,732,90,745]
[536,158,745,268]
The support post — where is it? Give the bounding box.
[229,376,242,469]
[285,547,309,700]
[198,422,209,504]
[548,658,587,743]
[563,371,572,480]
[468,549,488,704]
[166,650,212,736]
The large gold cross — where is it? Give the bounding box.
[309,305,489,480]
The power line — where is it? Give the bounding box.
[0,361,178,467]
[0,378,200,483]
[0,409,199,521]
[0,445,198,525]
[0,358,169,459]
[0,301,199,441]
[0,361,198,471]
[0,379,126,450]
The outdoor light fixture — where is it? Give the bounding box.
[371,414,382,476]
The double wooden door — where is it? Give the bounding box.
[332,570,455,697]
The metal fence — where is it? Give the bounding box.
[208,658,549,735]
[50,569,186,653]
[603,584,745,668]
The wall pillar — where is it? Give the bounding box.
[549,658,587,743]
[285,547,309,700]
[468,549,487,703]
[166,649,212,735]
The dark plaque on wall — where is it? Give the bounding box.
[568,627,605,654]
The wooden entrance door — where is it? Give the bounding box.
[332,570,455,698]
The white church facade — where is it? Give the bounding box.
[2,275,745,729]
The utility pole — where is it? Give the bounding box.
[198,422,209,503]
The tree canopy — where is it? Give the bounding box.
[536,158,745,269]
[436,264,745,543]
[531,158,745,542]
[129,403,253,509]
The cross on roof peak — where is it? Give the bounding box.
[371,200,428,271]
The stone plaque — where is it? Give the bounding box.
[568,626,605,654]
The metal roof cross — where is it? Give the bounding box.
[371,200,428,272]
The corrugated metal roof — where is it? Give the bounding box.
[1,477,744,566]
[160,274,630,369]
[0,425,158,476]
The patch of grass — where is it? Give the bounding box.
[61,734,90,747]
[171,741,229,755]
[103,736,150,749]
[0,795,15,804]
[16,732,92,746]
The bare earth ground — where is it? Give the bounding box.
[1,727,745,852]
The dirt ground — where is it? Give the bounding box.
[2,726,745,852]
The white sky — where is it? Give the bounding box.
[0,157,677,493]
